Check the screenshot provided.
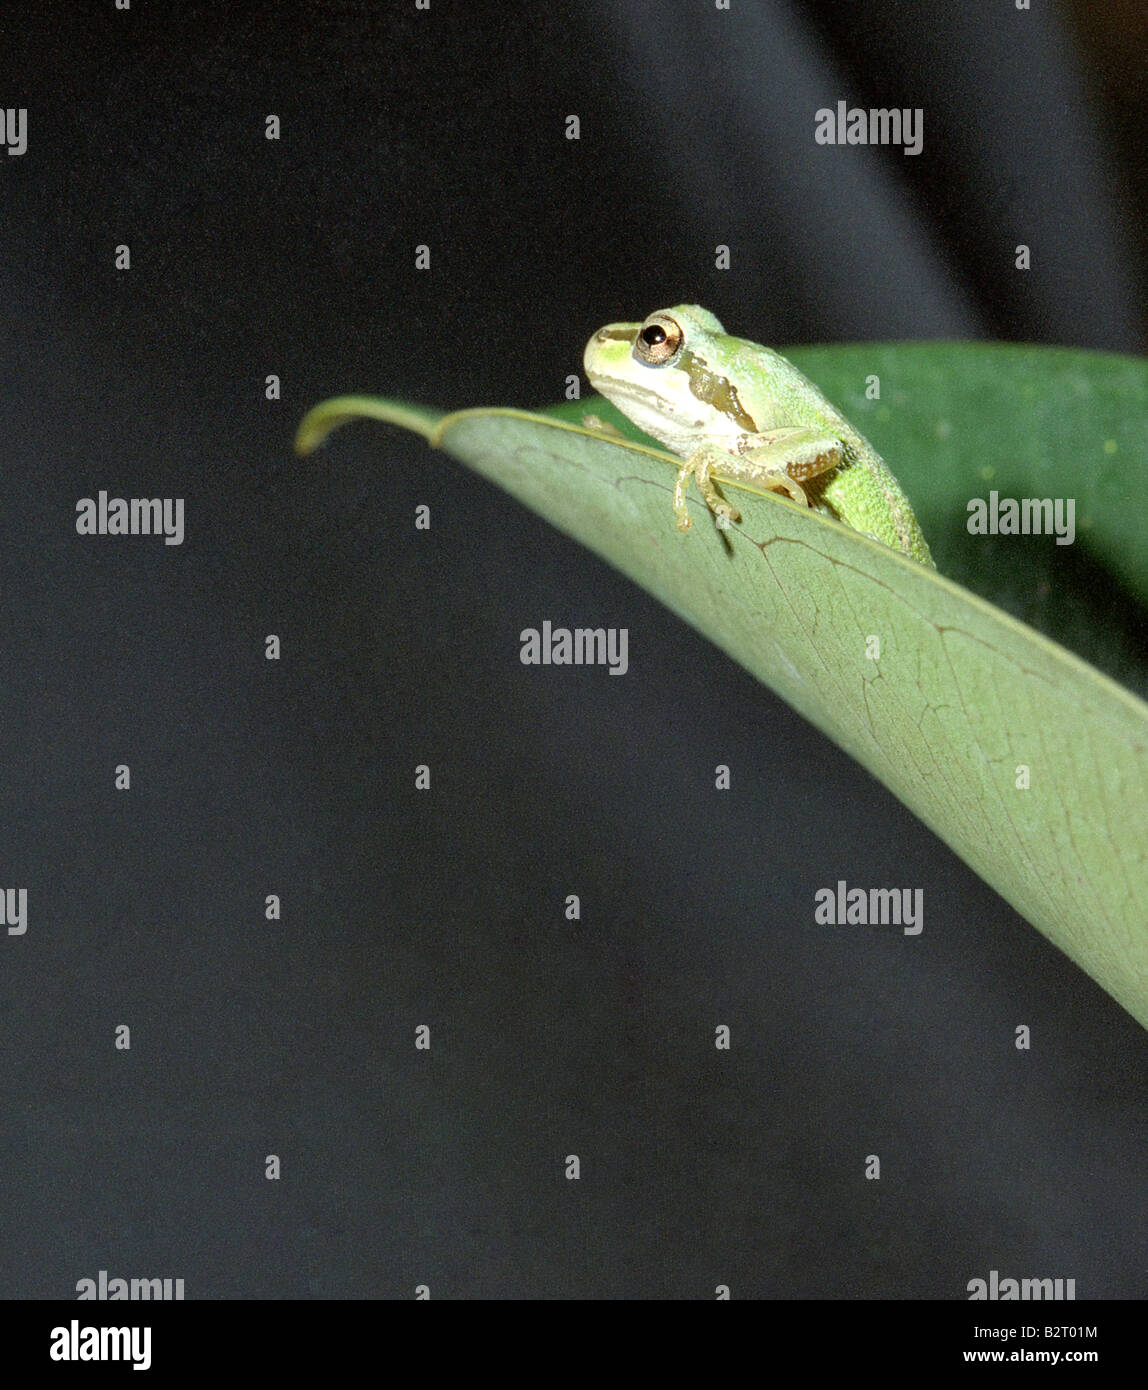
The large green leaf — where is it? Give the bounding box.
[296,344,1148,1031]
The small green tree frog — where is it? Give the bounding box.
[583,305,934,566]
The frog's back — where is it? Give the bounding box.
[743,339,934,565]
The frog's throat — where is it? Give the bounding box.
[588,373,669,420]
[592,353,759,436]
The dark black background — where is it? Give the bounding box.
[1,0,1146,1300]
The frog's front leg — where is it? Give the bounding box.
[673,446,741,531]
[674,428,844,532]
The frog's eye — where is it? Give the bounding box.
[634,314,684,366]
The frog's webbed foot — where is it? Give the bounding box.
[582,413,627,440]
[744,464,809,508]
